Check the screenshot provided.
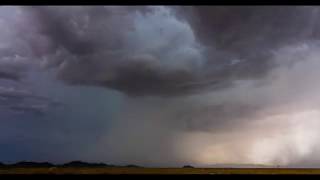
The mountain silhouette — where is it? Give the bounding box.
[11,161,54,167]
[61,161,113,167]
[183,165,194,168]
[0,161,144,168]
[125,164,141,168]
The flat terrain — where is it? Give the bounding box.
[1,167,320,174]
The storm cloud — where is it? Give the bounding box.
[17,6,320,97]
[2,6,320,167]
[21,6,205,96]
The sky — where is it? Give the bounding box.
[1,6,320,167]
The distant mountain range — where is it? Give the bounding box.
[1,161,302,168]
[61,161,113,167]
[0,161,142,168]
[10,161,54,167]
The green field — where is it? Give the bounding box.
[1,167,320,174]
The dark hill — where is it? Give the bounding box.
[183,165,194,168]
[62,161,112,167]
[1,161,142,168]
[11,161,54,167]
[125,164,141,168]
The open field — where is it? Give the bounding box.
[1,167,320,175]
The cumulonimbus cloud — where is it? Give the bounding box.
[9,6,316,97]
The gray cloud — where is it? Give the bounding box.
[18,6,320,97]
[0,6,37,81]
[0,54,31,81]
[0,72,20,81]
[20,6,208,96]
[0,86,64,116]
[174,6,320,85]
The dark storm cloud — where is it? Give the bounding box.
[20,6,320,97]
[0,56,30,81]
[178,6,319,49]
[0,72,20,81]
[0,86,64,116]
[0,6,37,82]
[22,6,206,96]
[175,6,320,83]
